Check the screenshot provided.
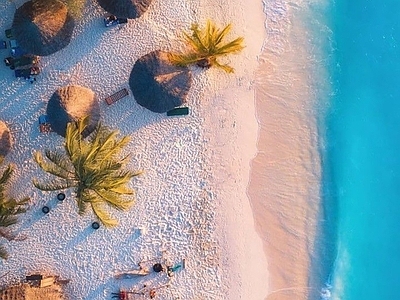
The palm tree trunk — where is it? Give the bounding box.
[196,58,212,69]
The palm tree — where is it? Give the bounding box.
[169,20,245,73]
[0,157,29,260]
[33,117,141,227]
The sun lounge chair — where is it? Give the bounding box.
[40,277,56,288]
[5,29,13,39]
[6,55,39,70]
[26,274,43,281]
[0,41,6,49]
[166,107,189,116]
[9,39,17,49]
[15,67,40,79]
[11,46,28,57]
[105,88,129,105]
[104,15,128,27]
[39,115,51,133]
[114,268,150,279]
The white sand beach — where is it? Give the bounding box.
[0,0,270,299]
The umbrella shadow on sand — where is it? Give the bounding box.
[65,224,99,250]
[96,0,153,19]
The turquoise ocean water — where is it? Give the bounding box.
[321,0,400,299]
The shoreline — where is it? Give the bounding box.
[250,0,329,299]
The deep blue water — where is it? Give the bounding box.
[324,0,400,299]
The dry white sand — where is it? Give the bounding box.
[0,0,268,299]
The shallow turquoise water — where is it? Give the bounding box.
[324,0,400,299]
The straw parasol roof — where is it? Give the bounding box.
[12,0,75,56]
[0,283,65,300]
[96,0,153,19]
[0,121,12,157]
[129,51,192,113]
[46,85,100,138]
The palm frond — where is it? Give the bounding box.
[34,152,74,180]
[108,185,136,195]
[168,52,203,67]
[94,189,134,211]
[214,37,245,55]
[214,23,232,46]
[91,201,118,227]
[0,244,8,260]
[0,215,17,228]
[0,164,12,186]
[212,60,235,73]
[171,20,244,73]
[33,178,74,191]
[186,24,208,53]
[0,158,28,260]
[44,150,75,174]
[91,132,130,165]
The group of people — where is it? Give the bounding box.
[113,255,185,299]
[112,284,169,299]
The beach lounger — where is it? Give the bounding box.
[6,55,39,70]
[104,15,128,27]
[114,268,150,279]
[9,39,17,49]
[40,277,55,288]
[0,41,6,49]
[11,46,28,57]
[26,274,43,281]
[105,88,129,105]
[39,115,51,133]
[5,29,13,39]
[15,67,40,79]
[166,107,189,116]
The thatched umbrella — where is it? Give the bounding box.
[129,51,192,113]
[12,0,75,56]
[46,85,100,138]
[96,0,153,19]
[0,121,12,157]
[0,282,66,300]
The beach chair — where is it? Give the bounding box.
[114,268,150,279]
[105,88,129,105]
[166,107,189,116]
[0,41,7,49]
[26,274,43,281]
[15,67,40,79]
[104,15,128,27]
[5,29,13,39]
[7,55,39,70]
[9,39,17,49]
[39,115,51,133]
[39,277,56,288]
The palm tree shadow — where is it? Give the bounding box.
[14,194,66,233]
[14,205,52,235]
[65,224,97,249]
